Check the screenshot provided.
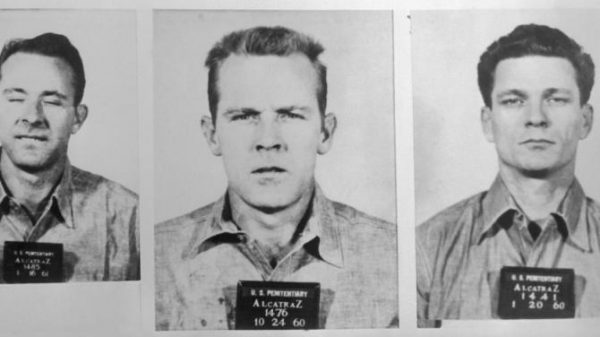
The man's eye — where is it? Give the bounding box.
[42,100,62,107]
[231,113,258,121]
[279,111,304,120]
[7,97,24,103]
[547,97,570,105]
[500,97,524,106]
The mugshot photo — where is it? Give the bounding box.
[0,10,139,284]
[153,10,397,330]
[412,10,600,326]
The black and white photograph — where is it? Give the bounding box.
[0,10,139,284]
[153,10,397,330]
[413,10,600,327]
[4,1,600,337]
[0,7,141,337]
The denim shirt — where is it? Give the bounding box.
[155,186,397,330]
[0,162,139,282]
[417,176,600,325]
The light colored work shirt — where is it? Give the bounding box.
[155,186,398,330]
[0,162,139,282]
[417,176,600,325]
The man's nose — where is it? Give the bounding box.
[20,99,46,126]
[525,100,550,128]
[254,117,285,152]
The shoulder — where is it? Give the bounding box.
[329,200,395,249]
[415,191,486,294]
[332,200,394,232]
[416,191,486,244]
[70,165,138,208]
[155,202,215,249]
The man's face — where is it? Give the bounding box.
[0,52,87,173]
[202,54,336,210]
[482,56,593,176]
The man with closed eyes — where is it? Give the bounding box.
[0,33,139,283]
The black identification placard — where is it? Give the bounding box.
[235,281,320,329]
[497,266,575,319]
[3,241,63,283]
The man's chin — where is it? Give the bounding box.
[519,167,553,179]
[253,204,289,214]
[246,195,294,212]
[233,180,315,213]
[517,161,565,179]
[14,162,53,174]
[243,192,302,214]
[10,156,58,174]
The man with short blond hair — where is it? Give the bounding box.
[155,26,397,330]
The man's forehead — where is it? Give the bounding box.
[2,52,71,72]
[216,54,320,110]
[493,55,578,90]
[0,52,75,93]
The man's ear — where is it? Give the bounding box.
[201,115,222,156]
[580,103,594,139]
[71,104,88,135]
[481,106,495,143]
[317,112,337,155]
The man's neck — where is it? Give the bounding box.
[0,153,66,215]
[499,164,574,220]
[228,186,314,250]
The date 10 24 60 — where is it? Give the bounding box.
[253,308,307,328]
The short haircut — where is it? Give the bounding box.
[205,26,327,121]
[0,32,86,105]
[478,24,595,107]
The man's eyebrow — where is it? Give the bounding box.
[40,90,68,100]
[222,106,312,116]
[275,105,312,113]
[496,89,528,98]
[543,87,573,96]
[2,88,26,95]
[223,107,261,115]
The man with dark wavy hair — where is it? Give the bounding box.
[417,24,599,326]
[155,26,397,330]
[0,33,139,283]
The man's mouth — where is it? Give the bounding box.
[252,166,286,174]
[15,135,48,142]
[520,139,555,145]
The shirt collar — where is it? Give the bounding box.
[0,157,74,229]
[477,175,589,251]
[553,179,588,250]
[0,176,9,209]
[302,185,344,267]
[52,161,75,228]
[478,176,519,241]
[183,184,344,268]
